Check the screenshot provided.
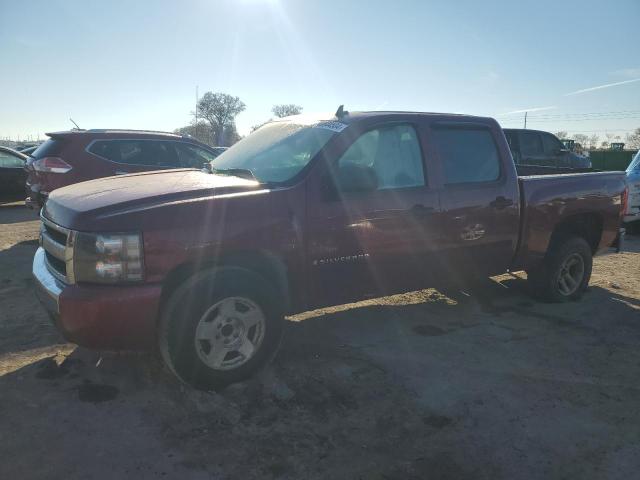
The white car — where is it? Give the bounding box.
[624,150,640,225]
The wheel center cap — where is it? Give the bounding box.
[221,324,234,337]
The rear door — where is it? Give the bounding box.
[306,121,441,307]
[431,123,519,277]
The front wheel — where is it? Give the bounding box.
[159,267,284,390]
[527,236,593,302]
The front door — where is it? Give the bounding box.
[430,124,520,278]
[306,122,441,308]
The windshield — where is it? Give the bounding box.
[627,151,640,173]
[212,121,338,183]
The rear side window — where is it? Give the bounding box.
[88,140,179,167]
[432,128,500,184]
[520,132,543,156]
[31,138,65,159]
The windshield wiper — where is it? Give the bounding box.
[211,168,257,181]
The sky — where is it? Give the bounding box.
[0,0,639,141]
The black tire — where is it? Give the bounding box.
[527,236,593,303]
[159,267,284,390]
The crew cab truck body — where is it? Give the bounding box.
[33,112,627,389]
[503,128,592,174]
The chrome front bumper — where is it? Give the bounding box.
[32,247,64,315]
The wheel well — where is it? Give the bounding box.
[549,213,603,254]
[159,250,291,316]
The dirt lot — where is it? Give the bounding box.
[1,199,639,480]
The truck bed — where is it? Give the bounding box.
[513,171,626,269]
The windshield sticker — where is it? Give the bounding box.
[313,121,348,133]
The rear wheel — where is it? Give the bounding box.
[527,236,592,302]
[159,267,284,390]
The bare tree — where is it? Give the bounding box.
[272,104,303,118]
[571,134,589,154]
[588,134,600,150]
[175,122,242,147]
[554,131,568,140]
[174,122,215,146]
[625,128,640,149]
[197,92,246,146]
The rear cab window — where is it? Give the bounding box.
[431,127,500,184]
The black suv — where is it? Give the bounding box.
[503,129,591,173]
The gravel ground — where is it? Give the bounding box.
[1,199,639,480]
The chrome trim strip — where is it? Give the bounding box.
[40,211,70,236]
[44,253,69,285]
[39,211,75,284]
[32,248,63,314]
[41,231,66,261]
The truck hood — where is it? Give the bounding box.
[43,169,264,229]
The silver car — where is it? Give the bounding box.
[625,150,640,224]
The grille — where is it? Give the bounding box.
[40,213,74,284]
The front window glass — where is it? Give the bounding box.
[542,133,564,155]
[337,124,425,190]
[212,121,338,183]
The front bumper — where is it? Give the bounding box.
[32,247,162,350]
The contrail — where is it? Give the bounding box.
[565,78,640,96]
[501,106,557,115]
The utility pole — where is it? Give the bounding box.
[524,112,528,129]
[195,85,199,140]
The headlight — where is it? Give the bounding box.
[73,232,144,283]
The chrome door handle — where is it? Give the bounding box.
[490,196,514,209]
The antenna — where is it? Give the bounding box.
[524,112,527,129]
[70,118,81,130]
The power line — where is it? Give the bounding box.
[495,109,640,118]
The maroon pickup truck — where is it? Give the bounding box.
[32,111,627,389]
